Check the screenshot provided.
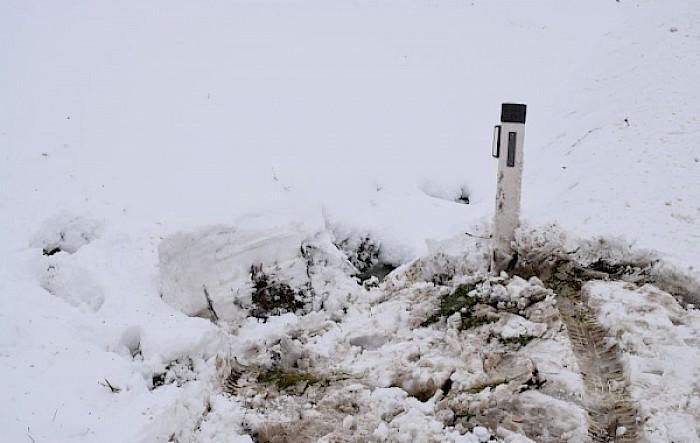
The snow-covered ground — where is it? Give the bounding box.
[2,0,700,442]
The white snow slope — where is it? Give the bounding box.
[1,0,700,442]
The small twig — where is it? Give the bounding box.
[203,286,219,324]
[27,427,36,443]
[465,231,492,240]
[100,378,121,393]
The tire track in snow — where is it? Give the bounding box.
[557,289,640,442]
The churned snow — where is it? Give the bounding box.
[1,0,700,442]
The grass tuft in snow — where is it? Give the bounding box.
[334,235,396,282]
[422,282,496,330]
[460,313,497,331]
[256,366,321,391]
[465,378,507,394]
[422,283,477,326]
[151,357,197,389]
[250,264,305,320]
[542,260,596,296]
[498,335,533,347]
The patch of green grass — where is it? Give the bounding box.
[256,367,321,391]
[465,379,506,394]
[499,335,533,347]
[422,283,477,326]
[543,260,595,296]
[422,283,495,330]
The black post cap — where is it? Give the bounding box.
[501,103,527,124]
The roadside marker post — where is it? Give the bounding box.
[491,103,527,273]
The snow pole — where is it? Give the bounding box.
[491,103,526,274]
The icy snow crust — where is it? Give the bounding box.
[2,0,700,442]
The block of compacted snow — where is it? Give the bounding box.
[158,222,310,319]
